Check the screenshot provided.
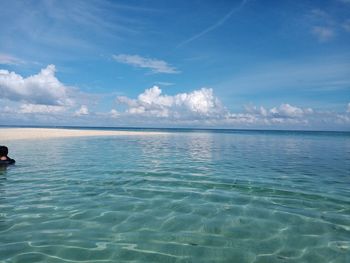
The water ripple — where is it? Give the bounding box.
[1,133,349,262]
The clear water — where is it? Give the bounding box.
[1,130,350,262]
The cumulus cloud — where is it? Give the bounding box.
[0,65,73,106]
[114,86,321,128]
[113,54,179,74]
[74,105,89,116]
[117,86,225,118]
[347,102,350,113]
[112,87,326,129]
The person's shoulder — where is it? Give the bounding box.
[0,157,15,165]
[8,158,15,164]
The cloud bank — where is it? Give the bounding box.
[245,104,313,119]
[113,87,349,129]
[0,65,349,130]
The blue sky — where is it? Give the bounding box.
[0,0,349,130]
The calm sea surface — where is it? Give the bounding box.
[1,129,350,262]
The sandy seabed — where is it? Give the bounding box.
[0,128,167,141]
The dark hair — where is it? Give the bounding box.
[0,146,9,157]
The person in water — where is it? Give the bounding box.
[0,146,15,165]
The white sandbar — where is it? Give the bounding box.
[0,128,168,141]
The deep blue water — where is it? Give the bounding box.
[1,130,349,262]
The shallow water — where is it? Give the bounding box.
[1,130,350,262]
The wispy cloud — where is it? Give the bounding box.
[312,26,335,41]
[113,54,179,74]
[343,19,350,32]
[0,54,25,65]
[0,0,154,60]
[216,55,350,96]
[309,9,333,24]
[307,8,350,42]
[178,0,248,47]
[308,9,335,42]
[154,81,175,86]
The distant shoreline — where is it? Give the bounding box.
[0,127,348,141]
[0,128,168,141]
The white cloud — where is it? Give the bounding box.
[0,54,25,65]
[117,86,225,118]
[0,65,73,106]
[270,103,312,118]
[112,54,179,74]
[176,88,223,115]
[245,103,312,119]
[1,83,347,129]
[244,105,268,117]
[19,104,66,114]
[114,87,320,127]
[154,81,174,86]
[110,109,120,118]
[74,105,89,116]
[312,26,335,41]
[238,103,315,126]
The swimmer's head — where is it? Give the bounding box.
[0,146,8,157]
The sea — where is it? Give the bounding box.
[0,128,349,262]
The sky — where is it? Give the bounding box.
[0,0,349,130]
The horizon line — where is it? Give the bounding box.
[0,124,349,134]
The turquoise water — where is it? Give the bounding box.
[1,130,350,262]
